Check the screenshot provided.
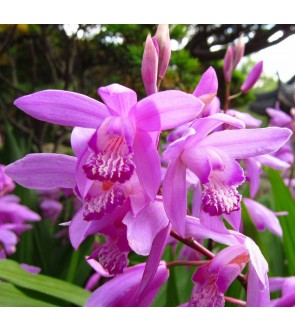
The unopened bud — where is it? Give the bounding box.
[233,34,245,68]
[141,34,158,96]
[193,66,218,110]
[155,24,171,80]
[223,46,234,83]
[241,61,263,93]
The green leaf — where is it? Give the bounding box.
[165,247,180,306]
[266,168,295,275]
[0,260,90,306]
[0,282,56,307]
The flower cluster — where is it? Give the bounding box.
[4,25,294,306]
[0,164,40,258]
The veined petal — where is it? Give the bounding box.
[85,262,168,307]
[247,262,270,307]
[199,127,292,159]
[14,90,109,128]
[5,154,77,190]
[185,215,243,246]
[163,158,187,237]
[98,84,137,116]
[227,109,262,128]
[132,130,161,200]
[190,113,245,139]
[133,90,204,131]
[193,67,218,109]
[123,200,169,256]
[69,209,92,249]
[138,224,171,302]
[245,237,269,289]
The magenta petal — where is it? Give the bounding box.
[71,127,96,158]
[20,264,41,274]
[86,258,113,278]
[0,229,17,255]
[138,224,171,302]
[255,154,290,170]
[69,209,91,249]
[185,215,242,246]
[98,84,137,116]
[5,153,77,190]
[243,198,283,237]
[244,158,261,199]
[227,109,262,128]
[163,157,187,237]
[223,209,242,231]
[85,262,168,307]
[193,67,218,108]
[14,90,109,128]
[132,130,161,200]
[266,108,292,127]
[247,262,270,307]
[199,127,292,159]
[123,200,169,255]
[133,90,204,131]
[190,113,245,139]
[241,61,263,93]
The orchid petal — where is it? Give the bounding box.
[255,154,290,170]
[69,209,91,249]
[0,229,17,255]
[138,224,171,302]
[199,127,292,159]
[241,61,263,93]
[245,237,269,288]
[20,264,41,274]
[98,84,137,116]
[123,200,169,255]
[266,108,292,127]
[85,262,168,307]
[5,153,77,190]
[133,91,204,131]
[190,113,245,139]
[71,127,96,158]
[132,130,161,200]
[223,209,242,231]
[14,90,109,128]
[244,158,262,199]
[193,67,218,109]
[243,198,283,237]
[247,262,270,307]
[227,109,262,128]
[185,215,243,246]
[163,158,187,237]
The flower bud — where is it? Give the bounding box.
[141,33,158,95]
[241,61,263,93]
[155,24,171,80]
[223,46,234,83]
[233,34,245,68]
